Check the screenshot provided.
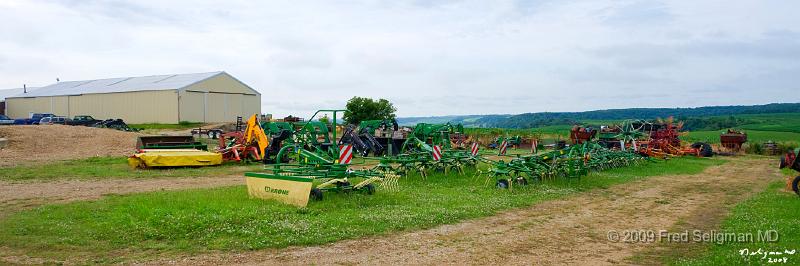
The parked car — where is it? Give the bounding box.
[66,115,100,126]
[39,116,69,125]
[0,115,14,125]
[14,113,55,125]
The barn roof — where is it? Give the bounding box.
[8,71,229,98]
[0,87,40,102]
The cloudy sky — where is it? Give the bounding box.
[0,0,798,117]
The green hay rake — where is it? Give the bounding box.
[477,141,648,189]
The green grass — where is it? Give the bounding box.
[674,180,800,265]
[0,157,723,262]
[128,121,204,130]
[0,157,264,182]
[684,130,800,144]
[734,113,800,134]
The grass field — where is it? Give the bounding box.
[0,157,264,182]
[674,180,800,265]
[734,113,800,134]
[684,130,800,144]
[0,157,723,262]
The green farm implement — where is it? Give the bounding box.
[478,141,646,189]
[246,109,399,207]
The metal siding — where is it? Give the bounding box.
[205,93,226,122]
[67,90,178,123]
[6,97,62,118]
[243,94,261,118]
[178,91,205,123]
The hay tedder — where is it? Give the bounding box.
[597,118,712,158]
[245,110,399,207]
[780,148,800,196]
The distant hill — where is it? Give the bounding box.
[397,115,510,126]
[397,103,800,129]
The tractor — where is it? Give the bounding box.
[780,148,800,196]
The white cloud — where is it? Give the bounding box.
[0,0,798,117]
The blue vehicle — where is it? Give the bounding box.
[14,113,55,125]
[0,114,14,125]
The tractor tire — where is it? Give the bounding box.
[310,188,323,201]
[792,176,800,197]
[780,156,788,169]
[691,142,713,157]
[363,183,376,195]
[496,179,510,189]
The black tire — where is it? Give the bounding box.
[310,188,323,201]
[780,156,787,169]
[363,183,376,195]
[792,176,800,197]
[496,179,510,189]
[692,142,713,157]
[336,181,352,193]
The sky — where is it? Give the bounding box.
[0,0,798,117]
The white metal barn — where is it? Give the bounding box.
[5,71,261,123]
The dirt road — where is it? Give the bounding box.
[148,157,779,265]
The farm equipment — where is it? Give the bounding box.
[93,118,141,132]
[136,136,208,151]
[354,119,405,156]
[128,135,221,168]
[339,124,384,156]
[597,120,647,150]
[720,129,747,151]
[780,148,800,196]
[245,110,400,207]
[636,118,712,158]
[403,123,465,151]
[570,125,597,144]
[599,118,711,158]
[217,114,269,162]
[478,141,646,189]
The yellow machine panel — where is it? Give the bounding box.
[128,149,223,168]
[245,173,313,207]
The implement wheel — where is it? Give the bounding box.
[792,176,800,197]
[310,188,323,201]
[515,176,529,186]
[691,142,713,157]
[363,183,376,195]
[496,179,510,189]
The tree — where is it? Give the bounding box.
[344,97,397,125]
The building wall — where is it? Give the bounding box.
[6,72,261,123]
[182,72,259,95]
[177,73,261,123]
[5,96,69,118]
[6,90,179,123]
[178,90,261,123]
[0,101,5,115]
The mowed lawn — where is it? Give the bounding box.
[0,157,722,263]
[0,156,265,181]
[675,178,800,265]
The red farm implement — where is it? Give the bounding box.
[217,115,270,162]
